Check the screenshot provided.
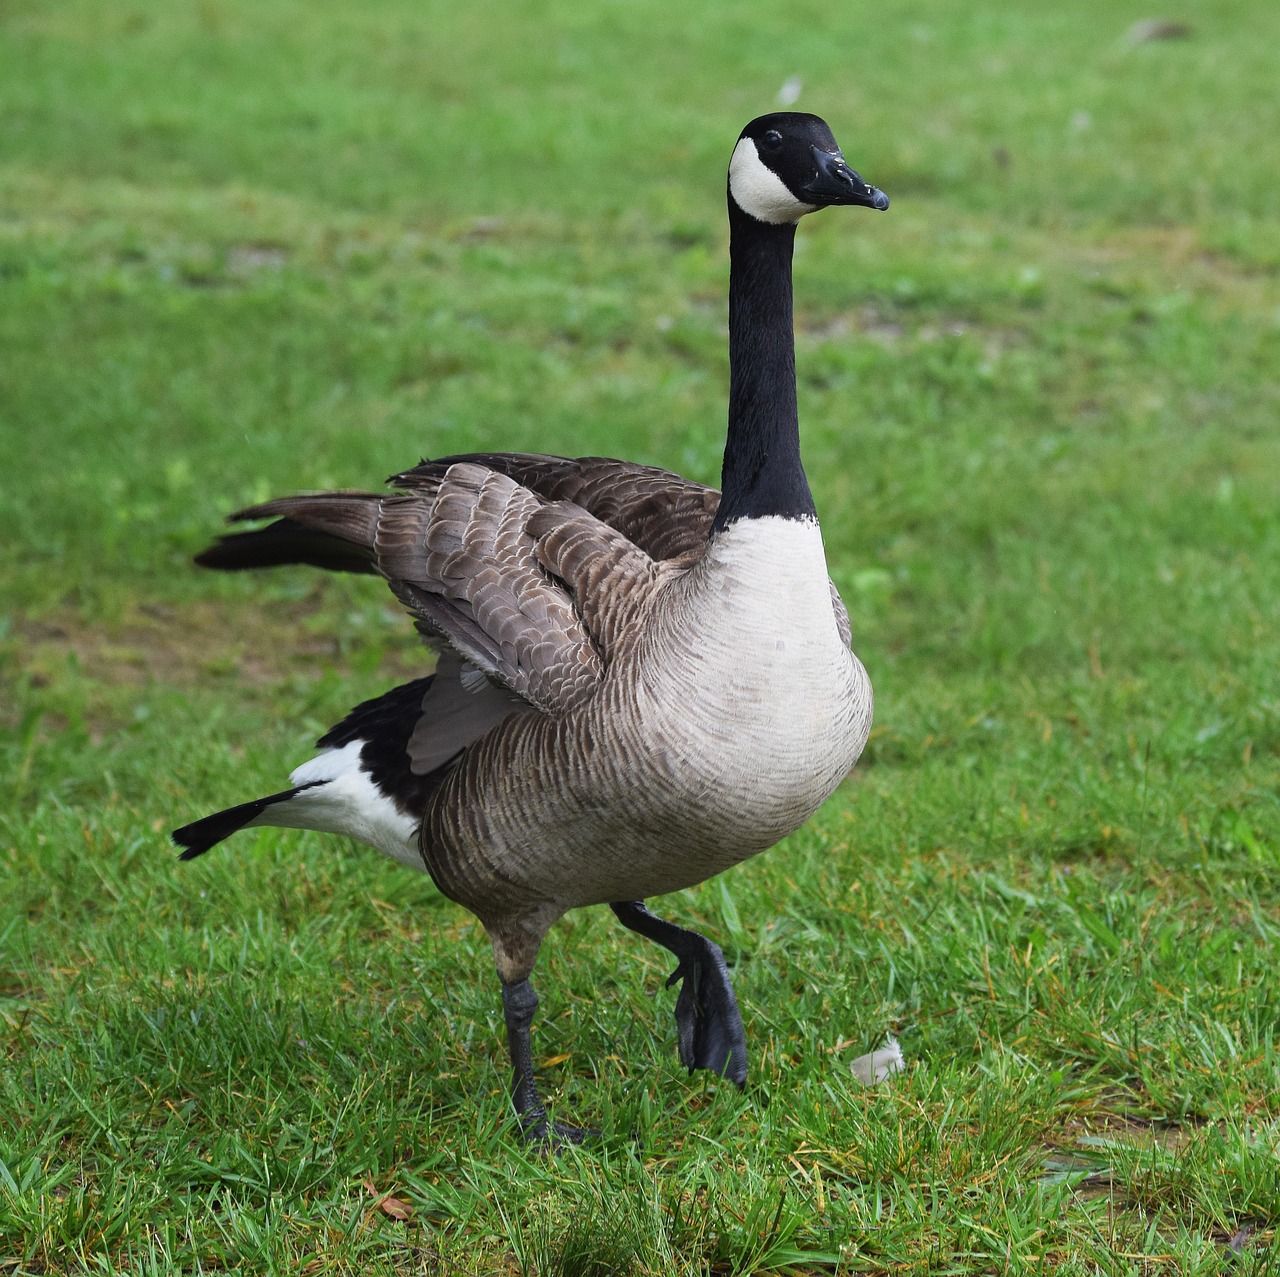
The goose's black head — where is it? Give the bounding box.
[728,112,889,225]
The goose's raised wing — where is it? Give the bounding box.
[203,462,673,714]
[197,452,854,667]
[395,454,719,566]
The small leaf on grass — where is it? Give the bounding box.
[378,1195,413,1220]
[363,1177,413,1221]
[540,1053,572,1067]
[1227,1224,1254,1254]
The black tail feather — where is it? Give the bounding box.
[172,784,322,860]
[194,518,377,574]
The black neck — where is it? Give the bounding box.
[712,199,816,533]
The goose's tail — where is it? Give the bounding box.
[171,677,446,869]
[172,784,323,860]
[194,492,382,574]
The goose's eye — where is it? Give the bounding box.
[762,130,783,150]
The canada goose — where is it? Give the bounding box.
[176,112,887,1142]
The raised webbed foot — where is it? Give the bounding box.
[665,934,748,1084]
[611,900,748,1086]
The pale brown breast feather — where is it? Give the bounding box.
[829,579,853,650]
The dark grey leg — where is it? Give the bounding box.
[501,978,590,1146]
[610,900,748,1086]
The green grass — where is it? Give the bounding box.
[2,0,1279,1271]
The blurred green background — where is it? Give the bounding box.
[2,0,1278,1272]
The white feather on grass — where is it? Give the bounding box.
[849,1036,905,1086]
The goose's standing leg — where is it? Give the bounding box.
[491,921,591,1146]
[500,978,589,1145]
[611,901,748,1086]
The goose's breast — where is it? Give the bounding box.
[635,516,871,840]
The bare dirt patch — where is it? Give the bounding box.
[6,593,427,694]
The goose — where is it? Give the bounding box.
[174,112,887,1143]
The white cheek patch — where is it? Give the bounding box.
[728,137,816,225]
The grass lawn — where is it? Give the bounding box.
[2,0,1279,1271]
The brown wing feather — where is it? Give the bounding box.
[195,492,382,573]
[376,463,603,714]
[408,651,534,775]
[393,453,719,566]
[527,501,665,656]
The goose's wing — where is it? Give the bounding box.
[225,463,609,715]
[394,453,720,566]
[197,454,851,678]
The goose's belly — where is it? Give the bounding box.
[431,518,873,913]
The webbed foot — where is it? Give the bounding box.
[665,935,748,1084]
[611,900,748,1086]
[518,1114,596,1149]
